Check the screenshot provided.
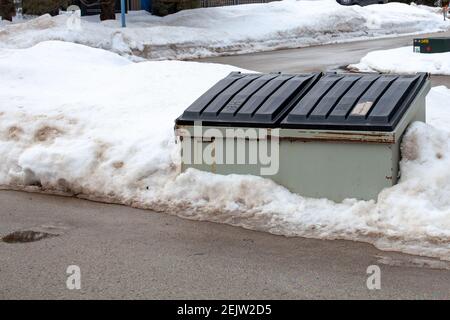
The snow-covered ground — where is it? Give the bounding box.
[350,46,450,75]
[0,1,449,60]
[1,41,450,261]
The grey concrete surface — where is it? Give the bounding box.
[0,190,449,299]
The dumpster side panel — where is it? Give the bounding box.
[277,141,395,201]
[180,136,264,177]
[179,131,397,202]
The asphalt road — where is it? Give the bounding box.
[1,190,450,300]
[198,30,450,87]
[2,33,450,300]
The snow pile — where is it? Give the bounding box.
[427,86,450,131]
[0,1,449,60]
[1,41,450,260]
[349,46,450,75]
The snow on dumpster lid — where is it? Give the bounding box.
[281,73,428,131]
[176,72,428,131]
[176,72,321,127]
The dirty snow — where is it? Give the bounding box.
[1,41,450,261]
[0,1,449,60]
[349,46,450,75]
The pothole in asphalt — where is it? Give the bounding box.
[2,230,59,244]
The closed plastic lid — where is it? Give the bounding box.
[176,72,321,127]
[176,72,428,131]
[281,73,427,131]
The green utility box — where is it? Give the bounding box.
[413,37,450,53]
[175,72,430,202]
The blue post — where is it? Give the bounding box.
[121,0,126,27]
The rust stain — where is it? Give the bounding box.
[274,134,394,144]
[211,140,216,173]
[175,125,395,144]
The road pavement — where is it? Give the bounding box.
[197,30,450,87]
[1,190,450,299]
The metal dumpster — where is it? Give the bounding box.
[175,72,430,202]
[414,37,450,53]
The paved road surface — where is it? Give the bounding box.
[3,33,450,300]
[198,30,450,87]
[1,190,449,299]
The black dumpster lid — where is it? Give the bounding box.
[176,72,428,131]
[281,73,427,131]
[176,72,321,127]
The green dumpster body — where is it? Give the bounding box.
[414,37,450,53]
[175,72,430,202]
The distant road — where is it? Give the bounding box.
[197,30,450,87]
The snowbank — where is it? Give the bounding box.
[0,1,449,60]
[427,85,450,130]
[349,46,450,75]
[1,41,450,260]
